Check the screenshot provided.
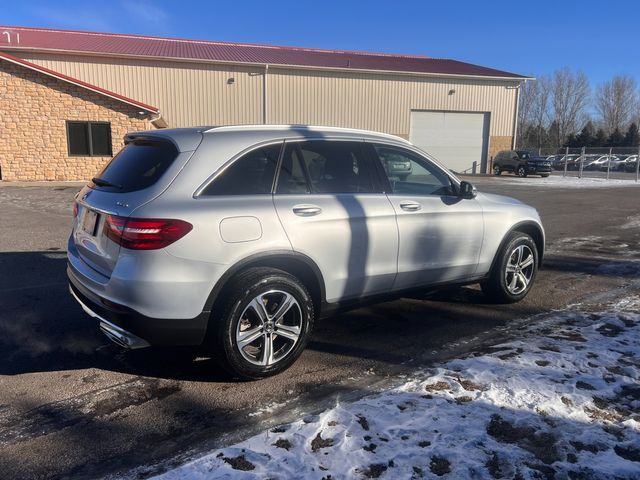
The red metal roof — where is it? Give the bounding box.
[0,50,159,113]
[0,26,527,79]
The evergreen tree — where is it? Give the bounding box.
[623,123,640,147]
[575,121,596,147]
[594,128,607,147]
[563,133,579,148]
[547,120,561,148]
[607,128,624,147]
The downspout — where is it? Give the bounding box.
[511,81,524,149]
[262,64,269,124]
[148,111,164,129]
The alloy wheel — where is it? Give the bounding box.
[504,244,534,295]
[235,290,302,366]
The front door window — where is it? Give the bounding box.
[374,145,455,196]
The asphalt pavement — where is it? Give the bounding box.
[0,177,639,479]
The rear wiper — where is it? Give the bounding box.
[91,177,122,189]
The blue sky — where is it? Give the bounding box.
[3,0,638,85]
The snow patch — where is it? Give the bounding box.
[153,301,640,479]
[622,215,640,230]
[481,175,640,188]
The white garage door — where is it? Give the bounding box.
[409,111,490,173]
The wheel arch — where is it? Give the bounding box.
[490,221,545,273]
[204,251,326,319]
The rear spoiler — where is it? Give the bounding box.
[124,129,204,152]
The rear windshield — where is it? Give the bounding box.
[91,140,179,193]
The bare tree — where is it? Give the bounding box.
[550,68,590,147]
[595,74,639,134]
[517,76,551,149]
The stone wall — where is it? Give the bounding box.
[0,60,154,181]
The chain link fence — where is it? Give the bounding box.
[529,146,640,181]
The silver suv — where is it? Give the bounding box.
[68,125,544,379]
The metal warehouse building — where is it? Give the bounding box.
[0,26,528,181]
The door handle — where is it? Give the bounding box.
[399,201,421,212]
[293,204,322,217]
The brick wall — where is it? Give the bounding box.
[489,136,513,161]
[0,60,154,181]
[486,135,513,173]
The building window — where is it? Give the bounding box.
[66,121,112,156]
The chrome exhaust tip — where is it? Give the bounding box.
[69,285,151,350]
[99,321,150,350]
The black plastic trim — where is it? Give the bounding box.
[488,221,545,275]
[319,275,486,319]
[203,250,327,312]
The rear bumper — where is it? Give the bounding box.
[68,265,209,347]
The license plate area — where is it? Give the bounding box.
[81,209,99,236]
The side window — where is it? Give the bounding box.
[373,144,454,196]
[277,146,311,194]
[201,143,281,195]
[277,140,379,194]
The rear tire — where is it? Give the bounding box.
[481,232,538,304]
[493,165,501,176]
[210,267,314,380]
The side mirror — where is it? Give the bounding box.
[458,181,477,199]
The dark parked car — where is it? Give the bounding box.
[493,150,552,177]
[624,155,639,173]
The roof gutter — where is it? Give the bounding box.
[1,46,533,82]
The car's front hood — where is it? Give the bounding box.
[476,192,525,207]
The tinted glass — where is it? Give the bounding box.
[68,122,90,155]
[277,141,378,194]
[374,145,454,196]
[202,143,281,195]
[91,123,112,156]
[92,140,179,193]
[277,147,310,194]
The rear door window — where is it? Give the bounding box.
[276,140,380,194]
[91,139,179,193]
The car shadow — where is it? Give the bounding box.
[3,249,632,380]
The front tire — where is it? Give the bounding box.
[481,232,538,303]
[212,267,314,380]
[517,166,527,177]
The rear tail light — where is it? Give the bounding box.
[103,215,192,250]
